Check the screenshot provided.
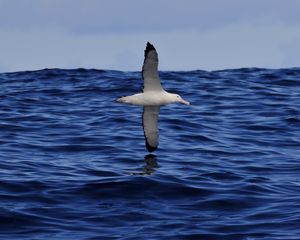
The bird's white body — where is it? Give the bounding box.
[117,90,189,106]
[116,42,189,152]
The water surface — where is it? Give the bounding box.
[0,68,300,239]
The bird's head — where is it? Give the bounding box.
[171,94,190,105]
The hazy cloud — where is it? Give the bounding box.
[1,0,300,34]
[1,0,300,72]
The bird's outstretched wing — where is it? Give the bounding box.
[142,42,163,92]
[142,106,160,152]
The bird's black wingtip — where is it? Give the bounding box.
[144,42,156,57]
[146,141,158,152]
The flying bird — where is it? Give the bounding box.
[117,42,190,152]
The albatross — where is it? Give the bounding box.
[117,42,190,152]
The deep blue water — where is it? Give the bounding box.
[0,68,300,239]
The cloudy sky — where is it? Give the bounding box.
[1,0,300,72]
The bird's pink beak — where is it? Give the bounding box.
[179,98,190,105]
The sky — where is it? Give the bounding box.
[1,0,300,72]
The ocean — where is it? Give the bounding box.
[0,68,300,239]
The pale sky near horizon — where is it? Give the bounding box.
[1,0,300,72]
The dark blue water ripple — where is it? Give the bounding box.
[0,68,300,239]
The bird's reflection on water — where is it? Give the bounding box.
[129,154,159,176]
